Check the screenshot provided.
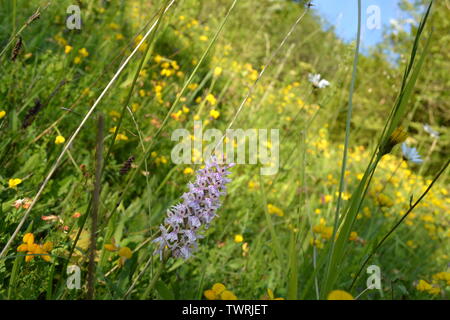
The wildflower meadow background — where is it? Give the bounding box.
[0,0,449,300]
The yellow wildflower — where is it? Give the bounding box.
[204,290,217,300]
[9,178,22,189]
[349,231,358,241]
[432,271,450,282]
[55,135,65,145]
[321,226,333,240]
[327,290,353,300]
[118,247,132,266]
[0,110,5,119]
[212,283,226,295]
[188,83,198,90]
[17,233,52,262]
[428,286,441,295]
[64,45,73,54]
[104,240,132,266]
[234,234,244,243]
[209,109,220,119]
[161,68,174,77]
[205,93,217,105]
[267,204,284,217]
[214,67,223,77]
[220,290,237,300]
[310,238,324,249]
[109,110,121,119]
[154,54,163,63]
[416,279,432,291]
[115,133,129,141]
[205,283,228,300]
[78,48,89,57]
[248,181,257,189]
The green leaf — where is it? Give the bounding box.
[155,280,175,300]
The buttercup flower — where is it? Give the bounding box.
[78,48,89,57]
[267,204,284,217]
[205,93,217,105]
[64,45,73,54]
[9,178,22,189]
[209,109,220,119]
[153,157,234,260]
[234,234,244,243]
[0,110,6,119]
[55,135,65,144]
[214,67,223,77]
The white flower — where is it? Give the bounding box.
[308,73,330,89]
[423,124,440,139]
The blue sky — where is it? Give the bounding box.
[312,0,415,48]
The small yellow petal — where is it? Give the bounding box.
[212,283,226,295]
[42,241,53,252]
[17,244,29,252]
[23,233,34,245]
[9,178,23,189]
[25,252,34,262]
[104,244,118,252]
[204,290,217,300]
[220,290,237,300]
[118,247,132,259]
[41,254,51,262]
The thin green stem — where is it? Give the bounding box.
[323,0,362,297]
[141,259,166,300]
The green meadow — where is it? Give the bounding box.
[0,0,448,300]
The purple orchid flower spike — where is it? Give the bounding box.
[153,157,234,260]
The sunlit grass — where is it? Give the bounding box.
[0,0,448,300]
